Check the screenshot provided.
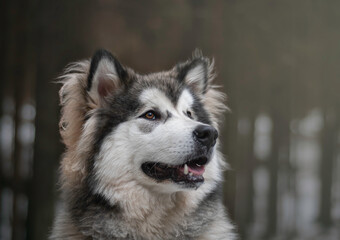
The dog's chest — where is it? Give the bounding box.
[80,210,208,240]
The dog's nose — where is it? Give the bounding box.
[193,125,218,149]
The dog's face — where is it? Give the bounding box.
[137,87,218,189]
[97,88,218,192]
[61,50,227,196]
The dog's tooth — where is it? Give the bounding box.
[189,172,193,176]
[184,164,188,175]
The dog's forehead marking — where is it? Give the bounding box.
[139,88,174,111]
[139,88,194,114]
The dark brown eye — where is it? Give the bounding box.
[186,110,192,118]
[144,111,156,120]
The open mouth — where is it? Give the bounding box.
[141,156,209,188]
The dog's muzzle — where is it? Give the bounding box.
[141,124,218,189]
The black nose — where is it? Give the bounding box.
[193,125,218,149]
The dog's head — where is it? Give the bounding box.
[59,49,227,196]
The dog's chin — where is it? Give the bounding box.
[141,156,209,189]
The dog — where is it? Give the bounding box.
[50,49,237,239]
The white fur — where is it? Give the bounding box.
[177,89,194,114]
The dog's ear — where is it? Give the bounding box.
[177,53,212,95]
[87,49,126,105]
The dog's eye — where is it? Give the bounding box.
[143,111,158,120]
[186,110,193,119]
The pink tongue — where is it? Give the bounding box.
[188,165,205,175]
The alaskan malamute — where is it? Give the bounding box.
[50,49,237,239]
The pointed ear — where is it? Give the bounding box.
[177,57,210,94]
[87,49,126,105]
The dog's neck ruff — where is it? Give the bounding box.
[64,162,222,239]
[93,184,217,239]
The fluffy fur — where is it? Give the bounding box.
[50,49,237,240]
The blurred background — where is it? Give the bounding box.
[1,0,339,239]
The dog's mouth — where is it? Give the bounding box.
[141,156,208,188]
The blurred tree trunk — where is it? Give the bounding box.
[222,83,237,221]
[266,112,279,237]
[0,0,7,233]
[26,0,62,239]
[2,0,31,239]
[266,79,291,237]
[235,113,256,238]
[244,115,256,226]
[318,107,337,227]
[12,0,32,238]
[221,2,237,222]
[317,43,340,228]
